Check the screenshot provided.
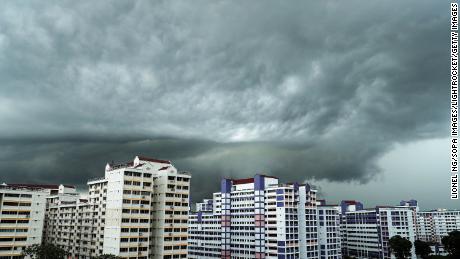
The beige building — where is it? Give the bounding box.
[44,155,191,259]
[44,193,96,258]
[0,185,49,259]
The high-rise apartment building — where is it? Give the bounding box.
[44,155,191,259]
[0,185,49,259]
[341,205,416,259]
[188,174,319,259]
[339,199,363,257]
[316,201,341,259]
[44,196,93,257]
[104,155,191,258]
[188,200,221,258]
[41,179,106,259]
[417,209,460,244]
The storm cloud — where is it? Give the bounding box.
[0,1,450,204]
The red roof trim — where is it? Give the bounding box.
[138,156,171,164]
[232,178,254,185]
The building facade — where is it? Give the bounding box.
[44,196,93,257]
[317,203,341,259]
[417,209,460,244]
[188,174,319,259]
[341,205,417,259]
[44,155,191,259]
[188,203,221,258]
[0,185,49,259]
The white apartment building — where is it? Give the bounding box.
[45,178,108,259]
[417,209,460,244]
[45,197,94,257]
[188,174,319,259]
[40,181,104,259]
[0,185,49,259]
[341,206,416,259]
[44,186,96,259]
[188,202,221,258]
[316,202,341,259]
[44,155,191,259]
[195,199,213,212]
[86,177,108,257]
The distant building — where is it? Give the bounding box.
[44,195,92,257]
[341,205,417,259]
[417,209,460,244]
[339,199,363,257]
[196,199,213,212]
[188,174,319,258]
[188,204,220,258]
[400,199,418,208]
[340,200,364,213]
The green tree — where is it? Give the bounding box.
[22,243,69,259]
[414,240,432,259]
[389,235,412,259]
[442,230,460,257]
[91,255,122,259]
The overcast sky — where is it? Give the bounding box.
[0,0,453,210]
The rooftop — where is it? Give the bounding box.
[0,184,50,192]
[137,155,171,164]
[232,178,254,185]
[229,174,279,185]
[106,155,171,172]
[6,183,75,189]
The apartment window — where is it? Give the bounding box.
[3,202,19,206]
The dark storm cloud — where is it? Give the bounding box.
[0,138,382,202]
[0,0,449,201]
